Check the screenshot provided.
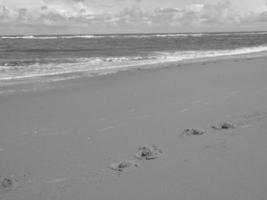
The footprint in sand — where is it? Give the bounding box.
[135,145,163,160]
[212,122,235,130]
[182,128,207,136]
[109,145,163,174]
[110,160,139,172]
[0,176,19,192]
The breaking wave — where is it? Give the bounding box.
[2,32,267,40]
[0,35,99,40]
[1,45,267,81]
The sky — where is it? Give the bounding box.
[0,0,267,34]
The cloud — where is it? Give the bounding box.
[41,6,48,10]
[0,6,18,21]
[1,1,267,34]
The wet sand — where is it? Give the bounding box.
[1,56,267,200]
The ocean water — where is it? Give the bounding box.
[1,32,267,83]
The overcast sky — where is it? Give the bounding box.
[0,0,267,34]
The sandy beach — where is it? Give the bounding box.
[1,56,267,200]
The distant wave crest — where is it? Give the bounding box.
[0,34,203,40]
[2,32,267,40]
[0,35,98,40]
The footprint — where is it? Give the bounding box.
[135,145,163,160]
[0,176,18,192]
[182,129,206,136]
[110,160,139,172]
[212,122,235,130]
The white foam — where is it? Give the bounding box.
[60,35,98,39]
[0,35,98,40]
[160,45,267,62]
[0,33,216,40]
[116,33,205,38]
[208,31,267,36]
[1,35,36,39]
[1,45,267,81]
[1,32,267,40]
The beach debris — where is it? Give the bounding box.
[135,145,163,160]
[182,128,206,136]
[110,160,139,172]
[212,122,235,130]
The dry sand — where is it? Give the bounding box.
[1,56,267,200]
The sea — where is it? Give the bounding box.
[1,32,267,85]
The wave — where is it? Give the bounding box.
[1,45,267,81]
[207,31,267,36]
[60,35,100,39]
[0,32,246,40]
[0,34,204,40]
[112,33,205,38]
[1,35,43,39]
[158,45,267,62]
[1,32,267,40]
[0,35,98,40]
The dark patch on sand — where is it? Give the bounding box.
[182,128,206,136]
[135,145,163,160]
[212,122,235,130]
[110,160,139,172]
[0,177,17,192]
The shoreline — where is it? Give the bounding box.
[1,51,267,96]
